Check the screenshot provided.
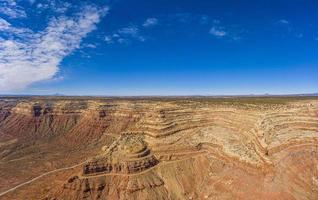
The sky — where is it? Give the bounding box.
[0,0,317,95]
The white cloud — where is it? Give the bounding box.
[209,27,227,37]
[0,17,10,29]
[278,19,289,24]
[36,0,71,14]
[0,5,108,91]
[0,17,33,36]
[104,35,113,43]
[84,43,97,48]
[106,25,147,44]
[0,0,27,18]
[143,18,158,27]
[118,25,139,36]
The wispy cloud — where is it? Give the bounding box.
[104,35,113,44]
[278,19,289,24]
[208,19,243,41]
[118,25,139,36]
[35,0,71,14]
[209,27,227,37]
[166,13,211,25]
[83,43,97,49]
[0,17,32,35]
[275,19,306,39]
[143,18,158,27]
[103,13,242,44]
[0,4,108,91]
[105,24,146,44]
[0,0,27,18]
[104,33,121,44]
[0,17,10,29]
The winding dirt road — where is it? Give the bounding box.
[0,161,87,197]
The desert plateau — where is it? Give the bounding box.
[0,96,317,200]
[1,0,318,199]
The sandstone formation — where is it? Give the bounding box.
[0,97,317,199]
[83,134,159,176]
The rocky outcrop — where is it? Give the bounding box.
[0,97,318,200]
[83,134,159,176]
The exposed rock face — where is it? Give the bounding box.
[0,100,138,145]
[11,101,88,116]
[54,170,168,200]
[0,97,318,200]
[83,134,159,175]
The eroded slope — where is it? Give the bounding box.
[0,97,317,199]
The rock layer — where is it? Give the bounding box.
[0,97,317,200]
[83,134,159,176]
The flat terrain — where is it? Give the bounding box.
[0,96,317,199]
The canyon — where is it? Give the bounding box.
[0,96,317,199]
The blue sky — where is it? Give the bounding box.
[0,0,317,95]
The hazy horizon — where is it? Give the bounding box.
[1,92,318,97]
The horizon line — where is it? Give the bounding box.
[1,93,318,98]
